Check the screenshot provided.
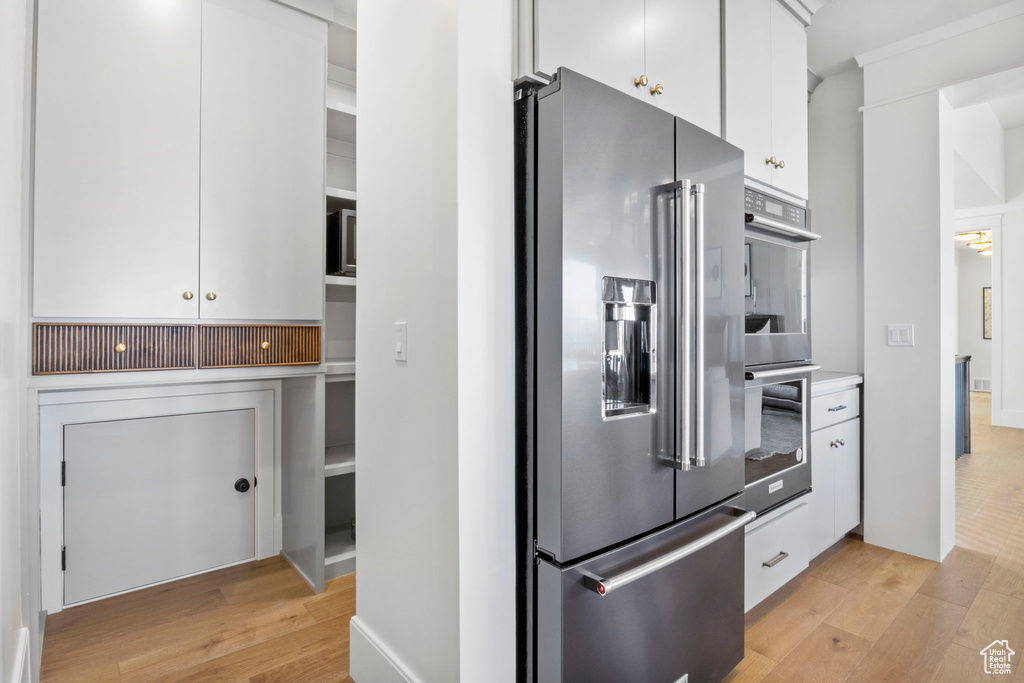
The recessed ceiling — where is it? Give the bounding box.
[807,0,1012,79]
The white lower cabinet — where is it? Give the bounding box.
[744,498,809,612]
[809,417,862,557]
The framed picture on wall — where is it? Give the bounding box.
[983,287,992,340]
[744,243,752,297]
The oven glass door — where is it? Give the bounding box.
[745,377,808,487]
[745,235,806,335]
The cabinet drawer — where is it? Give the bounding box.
[812,387,860,431]
[744,499,809,611]
[198,325,320,368]
[32,323,196,374]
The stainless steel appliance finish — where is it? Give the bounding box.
[537,505,747,683]
[744,187,817,367]
[520,68,751,683]
[742,362,816,514]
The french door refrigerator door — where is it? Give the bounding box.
[672,116,747,520]
[537,505,751,682]
[536,68,676,563]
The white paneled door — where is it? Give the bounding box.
[62,410,256,605]
[33,0,202,319]
[199,0,325,321]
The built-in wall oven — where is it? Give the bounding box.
[744,187,819,367]
[743,187,821,514]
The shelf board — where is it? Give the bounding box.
[326,187,356,201]
[325,524,356,579]
[325,275,356,287]
[325,443,355,477]
[323,357,355,381]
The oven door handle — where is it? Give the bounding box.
[745,363,821,381]
[581,507,756,596]
[746,215,822,242]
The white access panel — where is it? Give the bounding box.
[62,410,256,605]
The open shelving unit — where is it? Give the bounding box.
[321,11,357,583]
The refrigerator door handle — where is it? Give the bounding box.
[693,183,706,467]
[581,507,756,596]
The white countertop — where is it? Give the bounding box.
[811,370,863,395]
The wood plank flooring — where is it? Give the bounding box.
[40,392,1024,681]
[40,558,356,682]
[726,392,1024,682]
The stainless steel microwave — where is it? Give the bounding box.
[327,209,356,276]
[744,187,819,366]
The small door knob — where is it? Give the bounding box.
[182,290,194,300]
[765,156,777,166]
[634,75,648,87]
[776,159,785,169]
[650,83,664,96]
[114,343,127,354]
[206,292,217,301]
[234,478,251,493]
[260,341,270,350]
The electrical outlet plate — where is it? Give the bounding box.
[887,324,914,347]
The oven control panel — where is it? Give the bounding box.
[745,187,806,228]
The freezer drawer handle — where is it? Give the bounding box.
[762,551,789,568]
[582,508,756,596]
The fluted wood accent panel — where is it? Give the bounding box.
[33,324,196,375]
[199,325,321,368]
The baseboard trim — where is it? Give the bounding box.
[349,616,421,683]
[992,408,1024,429]
[281,550,317,592]
[9,626,30,683]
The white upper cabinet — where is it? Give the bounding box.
[199,0,326,321]
[725,0,809,198]
[534,0,646,100]
[33,0,325,322]
[34,0,202,319]
[530,0,721,133]
[644,0,721,135]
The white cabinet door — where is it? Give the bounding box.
[724,0,773,185]
[809,427,835,557]
[645,0,721,134]
[535,0,646,100]
[63,410,255,605]
[834,418,862,537]
[33,0,201,319]
[199,0,325,321]
[769,0,808,198]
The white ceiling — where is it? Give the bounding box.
[807,0,1013,79]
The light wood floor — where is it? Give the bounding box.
[40,557,356,681]
[41,392,1024,682]
[726,391,1024,682]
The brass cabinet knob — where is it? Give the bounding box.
[776,159,785,169]
[650,83,664,96]
[114,343,127,354]
[260,341,270,350]
[634,75,648,87]
[206,292,217,301]
[765,156,777,166]
[182,290,194,300]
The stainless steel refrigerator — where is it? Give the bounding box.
[515,68,754,682]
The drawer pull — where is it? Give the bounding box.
[828,404,848,412]
[114,343,127,354]
[260,341,270,350]
[830,439,846,448]
[762,551,789,568]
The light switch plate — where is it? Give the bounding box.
[887,324,915,347]
[394,322,408,362]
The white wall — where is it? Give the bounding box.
[809,67,864,373]
[1,0,30,680]
[956,249,992,382]
[952,102,1005,209]
[351,0,516,681]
